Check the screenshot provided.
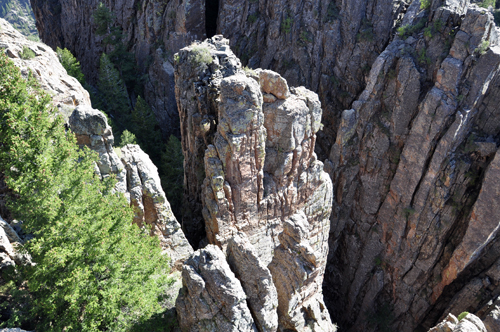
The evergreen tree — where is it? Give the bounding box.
[160,136,184,218]
[93,1,113,36]
[130,96,162,161]
[0,51,172,331]
[56,47,85,85]
[97,53,131,117]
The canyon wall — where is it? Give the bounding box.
[24,0,500,330]
[29,0,206,139]
[323,2,500,331]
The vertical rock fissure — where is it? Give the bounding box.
[205,0,219,38]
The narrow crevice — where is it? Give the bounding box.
[205,0,219,38]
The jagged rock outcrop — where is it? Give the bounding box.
[176,245,258,332]
[0,18,193,268]
[323,2,500,331]
[217,0,408,156]
[175,37,334,332]
[429,313,487,332]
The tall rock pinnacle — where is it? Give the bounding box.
[174,36,335,332]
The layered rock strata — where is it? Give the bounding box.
[323,3,500,331]
[175,37,334,332]
[0,18,192,268]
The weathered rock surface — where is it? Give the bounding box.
[323,2,500,331]
[175,37,334,332]
[429,313,487,332]
[120,144,192,268]
[0,18,193,268]
[176,245,258,332]
[0,216,25,270]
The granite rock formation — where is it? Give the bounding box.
[0,18,192,268]
[175,37,334,332]
[323,2,500,331]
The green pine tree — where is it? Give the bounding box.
[0,51,172,332]
[56,47,85,85]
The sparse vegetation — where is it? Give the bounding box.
[420,0,431,10]
[248,12,259,23]
[397,17,427,39]
[56,47,85,84]
[281,16,293,34]
[418,48,432,65]
[458,311,469,321]
[19,45,35,59]
[479,0,496,8]
[325,1,340,22]
[476,40,490,55]
[190,44,213,66]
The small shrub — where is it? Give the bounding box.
[243,66,257,76]
[421,0,431,10]
[19,46,35,60]
[300,30,312,43]
[190,44,213,66]
[418,48,431,65]
[476,40,490,55]
[325,1,340,22]
[479,0,495,8]
[457,312,469,321]
[403,207,416,220]
[57,47,85,84]
[424,26,433,38]
[119,129,138,147]
[281,17,293,33]
[397,17,427,39]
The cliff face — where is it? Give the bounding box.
[0,17,193,269]
[174,37,334,332]
[24,0,500,330]
[323,2,500,331]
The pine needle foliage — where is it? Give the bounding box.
[0,52,171,331]
[56,47,85,85]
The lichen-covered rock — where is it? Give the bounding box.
[176,36,335,332]
[176,245,257,332]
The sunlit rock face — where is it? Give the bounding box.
[175,36,335,332]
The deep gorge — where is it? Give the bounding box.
[1,0,500,331]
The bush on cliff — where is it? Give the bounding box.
[0,52,171,331]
